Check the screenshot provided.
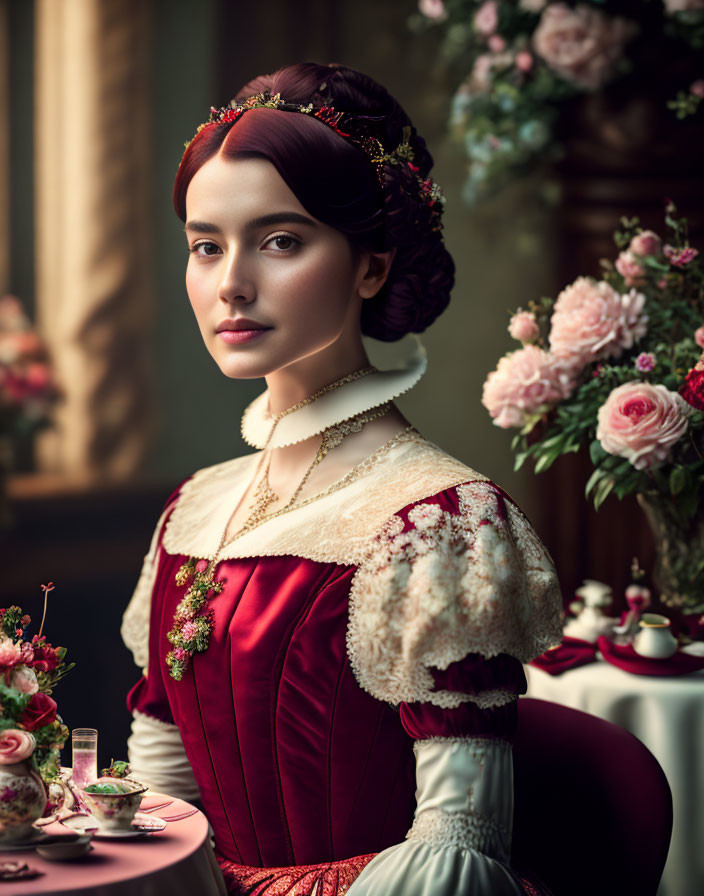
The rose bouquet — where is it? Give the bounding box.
[411,1,704,203]
[482,202,704,614]
[0,590,73,784]
[0,295,58,443]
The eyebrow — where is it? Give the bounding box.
[184,212,318,234]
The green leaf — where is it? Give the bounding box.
[669,466,687,496]
[585,467,604,498]
[593,475,616,511]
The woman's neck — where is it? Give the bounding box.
[263,339,371,416]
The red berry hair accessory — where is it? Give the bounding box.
[186,91,446,232]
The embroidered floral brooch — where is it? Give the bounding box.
[165,558,223,681]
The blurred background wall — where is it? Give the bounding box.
[3,0,697,761]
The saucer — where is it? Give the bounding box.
[63,812,166,839]
[0,828,49,852]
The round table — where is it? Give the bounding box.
[0,795,227,896]
[525,659,704,896]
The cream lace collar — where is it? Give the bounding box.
[162,430,487,566]
[241,334,427,448]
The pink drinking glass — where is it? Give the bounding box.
[71,728,98,788]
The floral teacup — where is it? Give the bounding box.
[79,777,147,830]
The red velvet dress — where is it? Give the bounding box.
[124,435,562,895]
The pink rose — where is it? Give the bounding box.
[9,666,38,695]
[515,51,534,72]
[0,729,35,765]
[635,352,655,373]
[549,277,647,368]
[596,382,692,470]
[532,3,637,90]
[474,1,498,36]
[615,250,646,287]
[695,326,704,349]
[488,34,506,52]
[690,80,704,98]
[508,310,540,343]
[629,230,662,257]
[418,0,447,20]
[482,345,575,428]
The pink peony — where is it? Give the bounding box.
[508,310,540,343]
[0,729,35,765]
[9,666,38,695]
[532,3,637,90]
[0,640,25,670]
[418,0,447,20]
[695,326,704,349]
[615,250,646,287]
[549,277,647,367]
[596,382,692,469]
[515,51,534,72]
[629,230,662,257]
[474,1,498,36]
[482,345,575,428]
[635,352,655,373]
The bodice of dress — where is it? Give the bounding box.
[123,431,563,871]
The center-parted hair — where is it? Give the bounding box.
[174,63,454,342]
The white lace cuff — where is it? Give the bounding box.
[127,710,201,803]
[346,738,523,896]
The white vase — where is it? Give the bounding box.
[0,760,48,843]
[633,613,678,660]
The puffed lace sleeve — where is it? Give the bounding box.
[346,480,562,896]
[121,480,201,802]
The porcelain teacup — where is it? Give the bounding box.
[633,613,678,660]
[79,777,147,830]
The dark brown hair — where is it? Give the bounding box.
[174,63,454,342]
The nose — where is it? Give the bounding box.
[216,246,255,304]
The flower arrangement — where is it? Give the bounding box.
[482,202,704,612]
[412,1,704,203]
[0,295,59,444]
[0,584,73,783]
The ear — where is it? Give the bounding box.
[358,248,397,300]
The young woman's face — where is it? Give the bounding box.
[184,154,375,381]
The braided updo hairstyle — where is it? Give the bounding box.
[174,63,454,342]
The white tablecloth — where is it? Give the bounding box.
[525,660,704,896]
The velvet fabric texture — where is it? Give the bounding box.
[127,487,527,876]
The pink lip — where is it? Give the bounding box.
[218,329,270,344]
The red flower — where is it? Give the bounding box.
[680,355,704,412]
[19,692,57,732]
[29,636,61,672]
[664,244,699,267]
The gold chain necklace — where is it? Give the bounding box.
[165,365,393,681]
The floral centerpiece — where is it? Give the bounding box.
[0,584,73,842]
[482,202,704,622]
[411,0,704,203]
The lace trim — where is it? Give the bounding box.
[121,503,175,672]
[412,735,512,751]
[162,431,488,565]
[406,807,510,855]
[346,480,563,707]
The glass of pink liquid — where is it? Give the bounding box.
[72,728,98,788]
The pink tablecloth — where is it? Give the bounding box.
[1,795,226,896]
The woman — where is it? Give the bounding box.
[122,62,563,896]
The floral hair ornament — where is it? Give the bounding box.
[186,91,446,232]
